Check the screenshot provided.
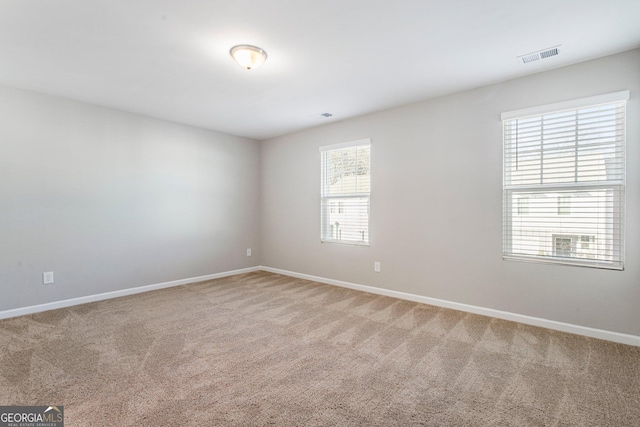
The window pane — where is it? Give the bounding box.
[321,196,369,243]
[507,188,621,263]
[323,145,370,196]
[558,196,571,215]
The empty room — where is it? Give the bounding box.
[1,1,639,425]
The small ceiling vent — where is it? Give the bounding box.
[518,46,560,64]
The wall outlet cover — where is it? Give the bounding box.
[43,272,54,285]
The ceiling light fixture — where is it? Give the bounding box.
[230,45,267,70]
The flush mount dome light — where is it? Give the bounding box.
[230,45,267,70]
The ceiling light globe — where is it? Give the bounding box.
[230,45,267,70]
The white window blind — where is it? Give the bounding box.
[320,139,370,245]
[502,91,628,270]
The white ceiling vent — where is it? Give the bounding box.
[518,46,560,64]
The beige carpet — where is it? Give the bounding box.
[1,271,638,426]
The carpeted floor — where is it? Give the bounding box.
[1,271,639,426]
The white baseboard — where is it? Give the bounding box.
[259,266,640,347]
[0,266,260,321]
[3,265,637,347]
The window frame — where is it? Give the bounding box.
[319,138,371,246]
[502,91,628,270]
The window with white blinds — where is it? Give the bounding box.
[502,91,628,270]
[320,139,370,245]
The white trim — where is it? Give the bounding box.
[320,239,370,247]
[3,264,637,347]
[259,266,640,347]
[503,255,623,271]
[501,90,629,120]
[0,266,260,320]
[319,138,371,151]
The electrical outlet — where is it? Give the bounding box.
[374,262,381,273]
[43,272,54,285]
[246,248,252,257]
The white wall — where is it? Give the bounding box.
[0,85,260,311]
[260,48,640,336]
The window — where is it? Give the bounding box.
[320,139,371,245]
[558,196,571,215]
[554,236,574,258]
[517,197,529,215]
[502,91,627,269]
[552,235,597,259]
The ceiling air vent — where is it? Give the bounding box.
[518,46,560,64]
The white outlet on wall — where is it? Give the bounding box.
[247,248,252,257]
[374,262,381,272]
[43,271,54,285]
